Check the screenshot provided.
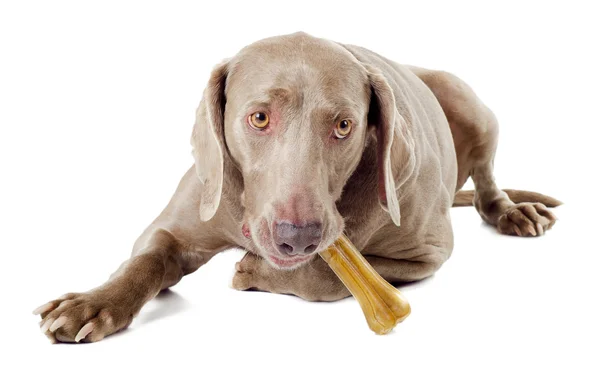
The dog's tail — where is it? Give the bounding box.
[452,189,562,208]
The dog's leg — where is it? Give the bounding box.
[232,252,351,302]
[232,252,443,301]
[413,68,557,236]
[34,229,217,343]
[466,112,557,236]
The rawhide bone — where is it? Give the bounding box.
[319,234,411,334]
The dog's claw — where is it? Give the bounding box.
[40,318,54,333]
[526,225,537,237]
[49,316,67,332]
[75,322,95,342]
[535,222,544,236]
[514,225,522,236]
[33,302,54,315]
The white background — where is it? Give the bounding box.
[1,1,598,389]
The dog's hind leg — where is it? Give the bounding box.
[413,67,558,237]
[447,84,559,236]
[411,68,560,236]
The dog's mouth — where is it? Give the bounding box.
[268,254,313,268]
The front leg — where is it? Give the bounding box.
[34,229,213,343]
[232,251,444,302]
[232,253,351,302]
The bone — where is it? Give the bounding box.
[319,234,411,334]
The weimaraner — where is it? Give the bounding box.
[34,32,560,343]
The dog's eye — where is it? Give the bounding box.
[249,112,269,130]
[334,119,353,139]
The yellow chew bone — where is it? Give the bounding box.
[319,234,411,334]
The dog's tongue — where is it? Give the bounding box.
[242,223,251,238]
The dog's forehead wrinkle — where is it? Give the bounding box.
[229,37,368,105]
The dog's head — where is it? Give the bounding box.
[191,33,414,269]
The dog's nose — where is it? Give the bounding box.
[274,222,322,256]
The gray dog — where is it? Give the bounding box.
[34,32,559,343]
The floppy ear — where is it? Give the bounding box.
[367,68,416,227]
[190,60,229,221]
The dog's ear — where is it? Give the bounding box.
[191,60,229,221]
[367,68,416,226]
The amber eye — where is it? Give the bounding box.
[249,112,269,130]
[334,119,353,139]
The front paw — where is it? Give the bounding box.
[232,252,265,291]
[33,291,134,343]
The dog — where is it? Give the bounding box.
[34,32,560,343]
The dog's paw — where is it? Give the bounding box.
[497,202,557,237]
[232,253,265,291]
[33,291,134,343]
